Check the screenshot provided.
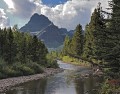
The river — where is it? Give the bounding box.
[5,60,103,94]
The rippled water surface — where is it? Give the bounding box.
[5,60,103,94]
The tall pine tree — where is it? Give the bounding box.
[103,0,120,75]
[83,5,106,61]
[70,24,83,57]
[3,28,17,64]
[62,35,71,55]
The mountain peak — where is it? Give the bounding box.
[20,13,73,48]
[32,13,39,16]
[30,13,50,23]
[20,13,52,32]
[32,13,48,19]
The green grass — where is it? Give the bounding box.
[62,56,91,67]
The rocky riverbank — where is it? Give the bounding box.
[79,66,104,78]
[0,68,63,93]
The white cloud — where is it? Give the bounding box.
[0,8,9,28]
[4,0,37,18]
[35,0,109,30]
[3,0,14,9]
[3,0,109,30]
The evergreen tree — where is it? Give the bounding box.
[30,35,48,64]
[38,41,48,65]
[70,24,83,57]
[3,28,17,63]
[0,29,4,56]
[30,35,39,62]
[0,28,7,58]
[83,5,106,60]
[19,36,28,63]
[82,24,92,59]
[0,27,48,65]
[103,0,120,75]
[62,35,71,55]
[0,27,51,78]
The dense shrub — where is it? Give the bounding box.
[15,65,34,75]
[100,80,120,94]
[46,53,59,68]
[47,60,59,68]
[26,62,44,73]
[22,66,34,75]
[0,72,4,79]
[3,67,14,76]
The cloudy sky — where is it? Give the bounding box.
[0,0,109,30]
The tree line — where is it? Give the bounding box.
[0,27,48,64]
[62,0,120,78]
[0,26,58,79]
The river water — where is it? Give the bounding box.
[5,60,103,94]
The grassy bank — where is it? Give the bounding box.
[0,56,59,79]
[62,56,91,67]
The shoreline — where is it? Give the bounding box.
[0,68,63,93]
[61,56,91,67]
[61,60,103,77]
[62,60,91,67]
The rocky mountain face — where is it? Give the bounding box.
[20,13,74,48]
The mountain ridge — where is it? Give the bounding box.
[20,13,74,48]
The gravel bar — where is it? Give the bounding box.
[0,68,63,93]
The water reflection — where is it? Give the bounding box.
[5,61,102,94]
[74,78,84,94]
[6,78,47,94]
